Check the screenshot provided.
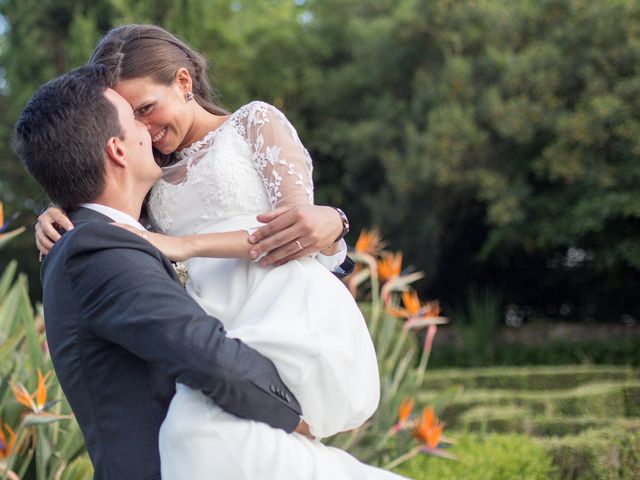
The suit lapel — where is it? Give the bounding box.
[66,207,182,285]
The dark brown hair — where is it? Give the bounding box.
[89,24,227,167]
[13,65,122,211]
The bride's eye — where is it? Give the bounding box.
[136,104,153,117]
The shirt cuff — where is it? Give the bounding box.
[315,239,347,272]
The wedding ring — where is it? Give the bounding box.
[295,240,304,251]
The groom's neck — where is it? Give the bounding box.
[92,191,144,221]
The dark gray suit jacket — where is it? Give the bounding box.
[42,207,302,480]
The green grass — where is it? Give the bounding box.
[393,433,555,480]
[396,366,640,480]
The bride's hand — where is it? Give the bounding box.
[294,419,315,441]
[35,207,74,255]
[111,223,192,262]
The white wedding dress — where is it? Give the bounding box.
[147,101,406,479]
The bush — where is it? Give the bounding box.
[540,427,640,480]
[425,365,640,391]
[420,381,640,424]
[0,260,92,479]
[394,433,555,480]
[459,405,640,437]
[395,415,640,479]
[430,337,640,368]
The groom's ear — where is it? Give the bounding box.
[105,136,127,168]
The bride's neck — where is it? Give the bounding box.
[178,105,227,151]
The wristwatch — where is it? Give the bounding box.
[331,207,350,243]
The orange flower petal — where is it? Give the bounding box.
[11,383,35,411]
[355,228,387,256]
[422,407,436,429]
[402,291,421,315]
[425,423,443,449]
[386,306,410,318]
[0,423,16,459]
[398,398,415,423]
[379,252,403,281]
[36,369,47,410]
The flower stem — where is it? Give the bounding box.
[383,445,422,470]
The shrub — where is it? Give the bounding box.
[0,257,92,479]
[394,433,555,480]
[425,365,640,391]
[420,381,640,424]
[540,427,640,480]
[449,288,502,367]
[430,337,640,368]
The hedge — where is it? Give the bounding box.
[429,337,640,368]
[458,406,640,437]
[425,365,639,391]
[540,426,640,480]
[420,382,640,424]
[394,428,640,480]
[393,433,555,480]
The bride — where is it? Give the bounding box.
[36,25,406,479]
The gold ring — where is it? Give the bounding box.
[295,240,303,251]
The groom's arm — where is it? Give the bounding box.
[66,223,302,432]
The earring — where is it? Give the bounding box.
[185,92,194,102]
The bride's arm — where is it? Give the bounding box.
[36,207,256,262]
[110,224,255,262]
[243,102,347,266]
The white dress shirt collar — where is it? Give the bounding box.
[80,203,146,231]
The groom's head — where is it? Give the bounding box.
[14,64,159,211]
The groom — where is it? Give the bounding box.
[14,65,342,480]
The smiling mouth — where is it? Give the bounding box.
[152,127,167,144]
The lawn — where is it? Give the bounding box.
[394,365,640,479]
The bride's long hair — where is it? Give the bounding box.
[88,24,228,168]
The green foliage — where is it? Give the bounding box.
[1,0,640,317]
[430,336,640,368]
[325,247,452,467]
[449,288,502,366]
[415,365,640,478]
[420,381,640,425]
[394,433,555,480]
[540,427,640,480]
[426,365,640,391]
[0,259,92,479]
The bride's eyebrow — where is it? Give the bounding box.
[132,98,154,110]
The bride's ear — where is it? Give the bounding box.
[105,136,127,167]
[175,67,193,96]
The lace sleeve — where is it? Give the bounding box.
[242,102,314,208]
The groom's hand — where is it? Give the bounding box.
[249,205,343,266]
[294,419,315,440]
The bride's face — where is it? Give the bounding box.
[114,76,193,155]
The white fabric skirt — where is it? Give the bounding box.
[160,216,403,479]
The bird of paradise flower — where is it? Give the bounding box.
[0,202,26,249]
[385,401,456,469]
[0,420,19,480]
[10,369,69,424]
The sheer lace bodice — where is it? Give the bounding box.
[148,101,314,235]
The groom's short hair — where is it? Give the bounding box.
[14,64,123,211]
